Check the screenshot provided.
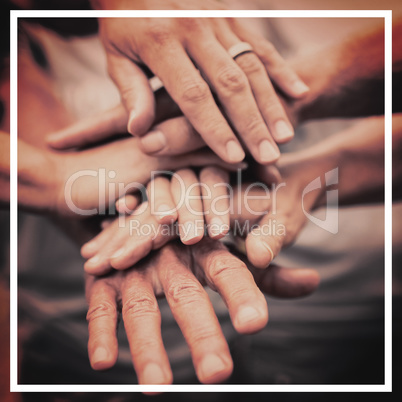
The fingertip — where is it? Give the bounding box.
[208,217,229,239]
[140,363,173,385]
[258,140,280,164]
[233,304,268,334]
[289,80,310,98]
[179,221,204,245]
[225,140,246,163]
[274,120,294,143]
[84,256,111,276]
[81,242,98,259]
[297,268,321,295]
[90,347,116,371]
[139,130,167,155]
[127,104,155,137]
[180,232,204,246]
[154,204,177,224]
[197,354,233,384]
[246,236,274,269]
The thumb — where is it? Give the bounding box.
[245,211,287,269]
[107,52,155,136]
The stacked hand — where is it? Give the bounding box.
[49,0,309,165]
[40,0,317,386]
[85,238,319,384]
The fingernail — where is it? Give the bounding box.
[259,140,280,163]
[127,112,137,135]
[208,217,226,238]
[142,363,166,384]
[292,80,309,96]
[111,247,125,259]
[91,347,108,368]
[198,354,228,383]
[226,140,245,163]
[87,255,100,265]
[275,120,294,142]
[157,203,174,215]
[140,130,166,154]
[181,221,202,245]
[262,240,274,263]
[156,204,176,223]
[81,241,98,256]
[182,221,195,242]
[236,306,262,327]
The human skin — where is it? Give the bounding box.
[90,0,310,165]
[47,17,402,154]
[85,237,319,384]
[5,28,320,386]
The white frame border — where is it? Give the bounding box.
[10,9,392,393]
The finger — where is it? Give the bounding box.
[199,166,230,239]
[139,116,205,156]
[86,277,119,370]
[156,244,233,384]
[107,52,155,136]
[171,169,204,245]
[81,218,123,259]
[47,104,127,150]
[230,19,310,99]
[245,212,287,269]
[115,194,140,215]
[142,43,245,164]
[169,148,248,173]
[121,267,172,384]
[188,35,280,164]
[110,217,175,271]
[218,26,294,143]
[251,264,320,298]
[192,238,268,334]
[147,176,177,224]
[84,204,152,275]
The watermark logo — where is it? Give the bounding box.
[301,168,339,234]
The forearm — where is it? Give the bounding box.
[0,132,57,212]
[289,19,402,123]
[0,132,59,212]
[281,115,398,207]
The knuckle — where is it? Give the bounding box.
[216,66,247,94]
[261,97,285,119]
[236,53,265,76]
[87,301,117,323]
[180,17,206,31]
[208,255,247,282]
[122,294,159,318]
[147,25,172,46]
[190,327,222,347]
[179,79,210,104]
[166,277,205,305]
[243,114,265,135]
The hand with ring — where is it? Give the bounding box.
[50,0,309,164]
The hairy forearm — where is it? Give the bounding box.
[289,19,402,124]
